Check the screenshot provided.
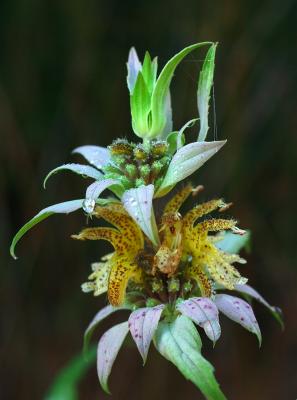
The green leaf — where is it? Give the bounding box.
[216,231,251,254]
[150,42,212,138]
[142,51,156,94]
[197,43,217,141]
[176,118,198,150]
[10,200,84,259]
[130,72,152,137]
[155,140,226,197]
[166,131,180,154]
[154,316,227,400]
[43,163,103,189]
[44,346,96,400]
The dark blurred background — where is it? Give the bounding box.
[1,0,297,399]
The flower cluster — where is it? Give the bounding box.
[11,43,282,400]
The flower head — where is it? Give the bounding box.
[75,185,247,307]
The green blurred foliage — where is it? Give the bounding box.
[1,0,296,399]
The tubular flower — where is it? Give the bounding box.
[75,185,247,307]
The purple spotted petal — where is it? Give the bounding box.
[235,283,284,328]
[97,321,129,393]
[122,184,160,246]
[72,145,110,170]
[215,294,262,345]
[128,305,164,363]
[176,297,221,343]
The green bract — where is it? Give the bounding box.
[128,42,214,140]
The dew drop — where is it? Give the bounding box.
[83,198,96,213]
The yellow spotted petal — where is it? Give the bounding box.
[108,258,143,306]
[205,246,247,289]
[88,259,113,296]
[72,227,131,256]
[184,261,212,297]
[183,199,225,230]
[163,184,193,214]
[94,206,144,252]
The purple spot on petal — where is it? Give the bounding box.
[240,317,245,321]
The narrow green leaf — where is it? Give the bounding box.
[197,43,217,141]
[130,72,151,137]
[154,316,227,400]
[150,42,212,138]
[177,118,198,150]
[43,163,103,189]
[44,346,96,400]
[142,51,156,94]
[10,200,83,259]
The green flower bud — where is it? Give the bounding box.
[151,278,164,293]
[125,163,138,179]
[183,281,193,293]
[110,154,127,167]
[139,164,150,179]
[135,177,146,187]
[133,145,148,161]
[109,139,134,156]
[118,175,133,189]
[151,160,163,175]
[146,298,161,307]
[168,277,180,293]
[151,141,168,158]
[103,164,122,175]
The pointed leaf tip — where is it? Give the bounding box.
[234,283,284,329]
[10,199,84,259]
[154,316,227,399]
[97,321,129,393]
[43,163,103,189]
[127,47,142,93]
[150,42,213,138]
[128,305,164,363]
[197,43,217,142]
[177,297,221,343]
[215,294,262,345]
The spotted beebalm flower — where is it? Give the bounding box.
[10,42,225,256]
[10,42,283,400]
[72,185,282,399]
